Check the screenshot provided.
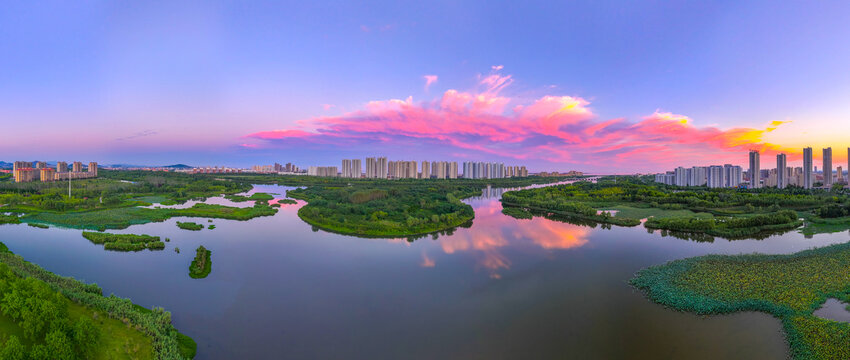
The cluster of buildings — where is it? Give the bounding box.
[655,164,744,188]
[654,147,850,189]
[250,163,302,174]
[12,161,98,183]
[311,157,530,179]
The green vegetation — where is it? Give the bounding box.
[224,192,274,202]
[500,206,533,220]
[277,199,297,205]
[188,246,211,279]
[502,178,849,238]
[81,232,165,251]
[645,210,803,238]
[287,176,565,237]
[20,203,277,230]
[26,223,48,229]
[208,225,216,230]
[0,242,195,359]
[176,222,203,231]
[0,214,21,225]
[631,241,850,359]
[0,170,250,214]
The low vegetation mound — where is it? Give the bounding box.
[188,246,211,279]
[644,210,803,238]
[176,222,203,231]
[631,242,850,359]
[224,192,274,202]
[81,232,165,251]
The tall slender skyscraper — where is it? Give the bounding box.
[776,153,787,189]
[748,150,761,188]
[803,147,813,189]
[823,147,833,187]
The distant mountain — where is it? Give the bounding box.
[106,163,194,169]
[0,162,10,169]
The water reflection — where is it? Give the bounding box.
[426,189,593,278]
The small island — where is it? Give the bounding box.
[277,199,297,205]
[176,221,204,231]
[189,246,212,279]
[631,242,850,359]
[82,232,165,251]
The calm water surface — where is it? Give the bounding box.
[2,184,849,359]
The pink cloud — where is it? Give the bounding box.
[244,71,791,172]
[423,75,438,91]
[321,104,335,110]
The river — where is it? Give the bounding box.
[1,183,848,359]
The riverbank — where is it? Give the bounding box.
[0,242,196,359]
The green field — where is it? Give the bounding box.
[631,242,850,359]
[603,204,713,220]
[20,203,277,230]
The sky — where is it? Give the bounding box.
[2,1,850,173]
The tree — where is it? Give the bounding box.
[73,317,101,358]
[0,336,26,360]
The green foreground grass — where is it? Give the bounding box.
[631,242,850,359]
[0,242,195,359]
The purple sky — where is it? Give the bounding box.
[2,1,850,172]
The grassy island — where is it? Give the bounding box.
[277,199,297,205]
[0,242,196,359]
[81,232,165,251]
[224,192,274,203]
[278,176,570,237]
[188,246,211,279]
[500,206,533,220]
[631,242,850,359]
[27,222,49,229]
[176,221,203,231]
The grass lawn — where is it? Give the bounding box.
[604,204,714,220]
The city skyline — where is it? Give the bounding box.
[2,2,850,171]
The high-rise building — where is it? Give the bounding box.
[35,161,47,169]
[803,147,813,189]
[57,161,68,173]
[838,166,845,183]
[342,159,351,178]
[421,161,430,179]
[726,165,742,188]
[823,147,833,187]
[307,166,338,177]
[707,166,725,188]
[674,167,688,186]
[72,161,83,172]
[40,168,55,182]
[352,159,361,178]
[449,162,458,179]
[688,166,706,186]
[748,150,761,188]
[13,161,32,172]
[776,153,787,189]
[88,162,98,176]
